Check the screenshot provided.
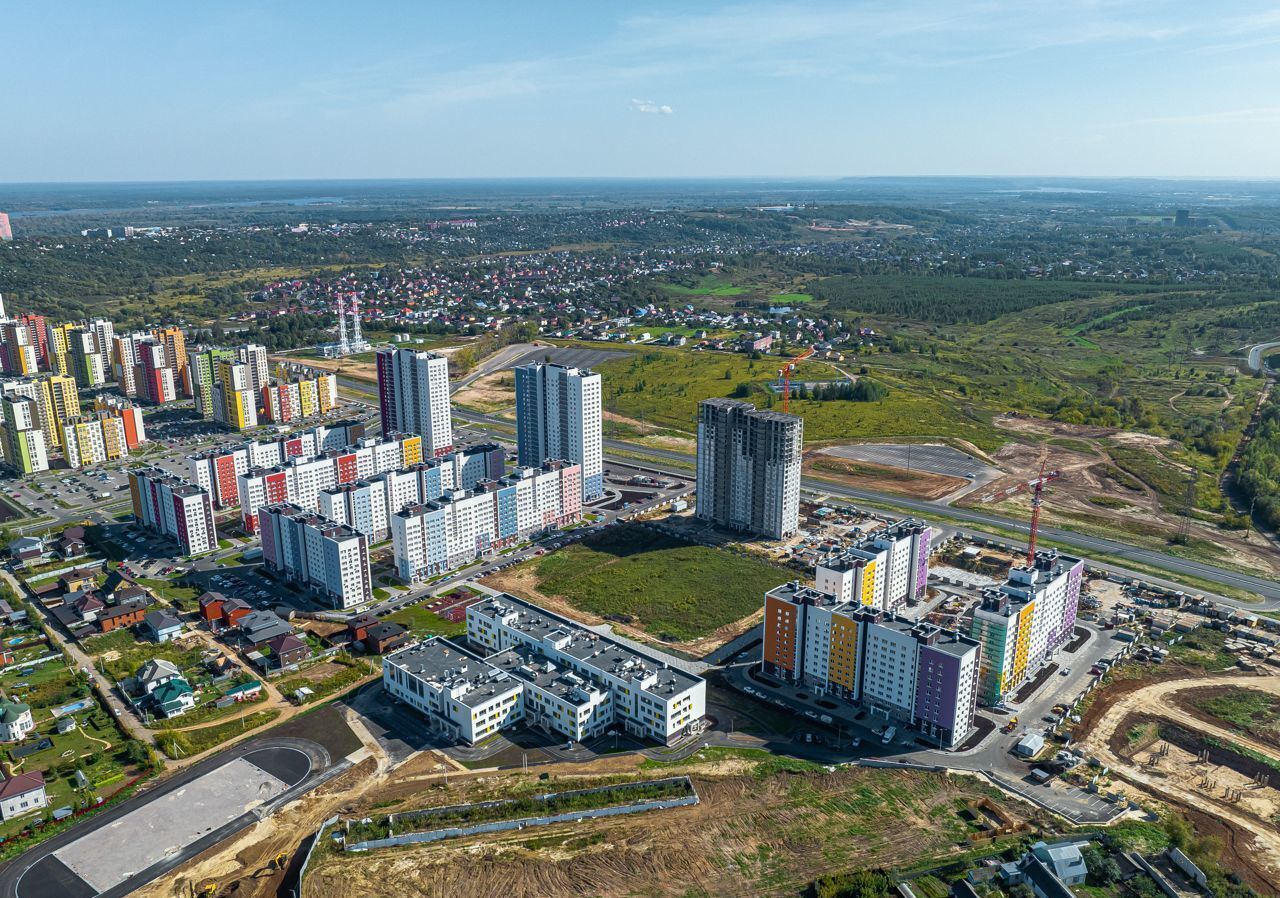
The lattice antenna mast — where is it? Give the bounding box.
[335,295,349,355]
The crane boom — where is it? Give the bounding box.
[779,345,815,414]
[1025,461,1061,566]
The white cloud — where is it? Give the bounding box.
[631,98,674,114]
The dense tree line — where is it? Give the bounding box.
[810,275,1158,325]
[1238,391,1280,530]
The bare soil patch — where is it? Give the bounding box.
[803,452,969,500]
[453,369,516,412]
[305,767,1030,898]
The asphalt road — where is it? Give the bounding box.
[0,737,335,898]
[1247,339,1280,373]
[444,404,1280,606]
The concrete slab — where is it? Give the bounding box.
[51,754,295,893]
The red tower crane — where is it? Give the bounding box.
[1025,461,1061,567]
[778,345,815,414]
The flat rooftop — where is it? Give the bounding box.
[489,644,605,708]
[386,638,519,709]
[471,593,703,697]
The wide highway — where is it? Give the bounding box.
[330,371,1280,605]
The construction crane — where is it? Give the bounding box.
[1025,461,1061,567]
[778,345,815,414]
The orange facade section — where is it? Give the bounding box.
[762,595,799,673]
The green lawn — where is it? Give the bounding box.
[659,274,749,296]
[1192,687,1280,740]
[99,640,205,684]
[384,604,467,639]
[277,656,374,704]
[156,710,281,759]
[519,526,792,641]
[0,662,138,840]
[594,345,1007,450]
[135,577,200,608]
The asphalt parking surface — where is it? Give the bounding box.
[823,443,990,479]
[1,739,332,898]
[506,346,629,370]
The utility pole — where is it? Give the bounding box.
[1176,469,1199,545]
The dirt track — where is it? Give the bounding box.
[803,452,969,500]
[1077,671,1280,893]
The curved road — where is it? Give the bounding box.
[1247,340,1280,374]
[0,736,334,898]
[449,405,1280,606]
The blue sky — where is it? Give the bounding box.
[3,1,1280,181]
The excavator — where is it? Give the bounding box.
[193,853,289,896]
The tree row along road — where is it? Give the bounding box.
[332,372,1280,604]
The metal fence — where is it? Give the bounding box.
[347,794,699,851]
[289,815,339,898]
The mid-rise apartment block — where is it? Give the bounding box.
[0,320,38,376]
[0,396,48,474]
[235,431,428,532]
[135,339,177,405]
[213,359,257,431]
[45,323,74,378]
[1,376,71,453]
[968,550,1084,705]
[68,329,105,388]
[258,502,372,609]
[128,467,217,555]
[63,415,129,468]
[186,421,366,510]
[236,343,268,396]
[262,373,338,424]
[696,398,802,539]
[815,519,933,613]
[761,582,980,749]
[375,348,452,456]
[187,347,233,418]
[466,593,706,744]
[92,395,146,449]
[515,362,604,501]
[86,318,114,377]
[153,327,187,395]
[391,460,579,582]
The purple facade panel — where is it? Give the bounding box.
[914,645,961,732]
[914,526,932,600]
[1061,559,1084,641]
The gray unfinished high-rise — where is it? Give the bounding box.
[696,398,802,539]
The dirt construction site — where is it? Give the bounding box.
[1072,667,1280,895]
[957,415,1280,577]
[127,697,1042,898]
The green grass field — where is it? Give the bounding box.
[156,710,281,759]
[521,526,792,641]
[593,346,1007,450]
[659,274,749,296]
[1192,687,1280,740]
[384,604,468,638]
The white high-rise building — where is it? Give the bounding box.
[236,343,269,397]
[514,362,603,501]
[375,348,453,456]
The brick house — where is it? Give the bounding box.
[265,633,312,668]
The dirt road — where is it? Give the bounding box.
[1078,671,1280,891]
